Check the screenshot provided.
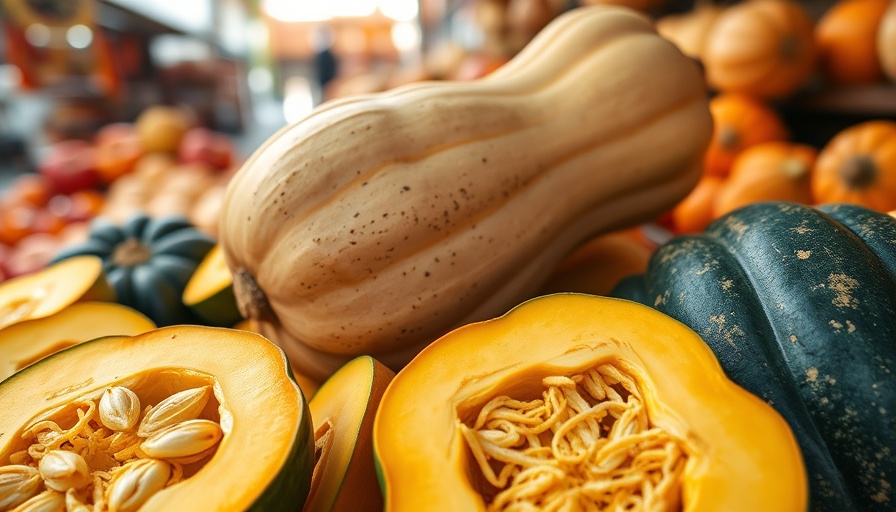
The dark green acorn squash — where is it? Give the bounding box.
[53,214,215,326]
[612,201,895,512]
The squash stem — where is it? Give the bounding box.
[232,267,276,323]
[111,239,152,267]
[840,155,877,189]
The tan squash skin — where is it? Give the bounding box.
[219,6,713,381]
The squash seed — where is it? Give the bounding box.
[0,465,42,509]
[99,387,141,431]
[138,419,223,460]
[137,386,211,438]
[63,488,91,512]
[105,459,171,512]
[9,489,65,512]
[37,450,91,492]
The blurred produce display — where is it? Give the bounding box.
[0,104,240,282]
[0,1,895,510]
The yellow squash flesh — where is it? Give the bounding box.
[0,301,155,381]
[182,244,243,327]
[220,5,712,381]
[372,294,807,511]
[0,255,114,331]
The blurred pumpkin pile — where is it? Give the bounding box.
[656,0,896,234]
[0,105,239,282]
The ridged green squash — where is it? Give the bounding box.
[53,214,215,326]
[0,325,314,510]
[612,201,895,511]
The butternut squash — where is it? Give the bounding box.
[219,6,712,381]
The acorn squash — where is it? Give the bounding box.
[53,214,216,326]
[0,301,155,381]
[182,244,242,327]
[0,325,314,510]
[0,255,113,331]
[219,5,712,381]
[612,201,896,511]
[305,356,394,512]
[373,293,806,511]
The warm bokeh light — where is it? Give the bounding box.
[66,25,94,49]
[263,0,418,22]
[283,76,315,123]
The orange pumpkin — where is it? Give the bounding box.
[539,228,654,297]
[702,0,818,99]
[704,93,790,178]
[655,2,725,60]
[876,0,896,82]
[714,141,817,217]
[816,0,890,85]
[812,120,896,212]
[671,174,725,234]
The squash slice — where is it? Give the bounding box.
[0,301,155,381]
[183,244,242,327]
[0,255,113,331]
[373,293,806,511]
[305,356,394,512]
[0,325,314,511]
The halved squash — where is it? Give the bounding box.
[373,293,806,511]
[0,325,314,510]
[0,255,113,331]
[305,356,394,512]
[183,244,242,327]
[0,301,155,381]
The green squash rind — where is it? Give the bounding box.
[247,361,316,512]
[612,201,896,512]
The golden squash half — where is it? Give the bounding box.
[305,356,394,512]
[0,325,314,511]
[0,255,113,331]
[0,301,155,381]
[373,294,807,511]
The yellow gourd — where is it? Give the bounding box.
[219,6,712,381]
[373,294,807,511]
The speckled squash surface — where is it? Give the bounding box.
[219,5,712,381]
[612,201,896,511]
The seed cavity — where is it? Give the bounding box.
[1,383,223,509]
[461,362,688,510]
